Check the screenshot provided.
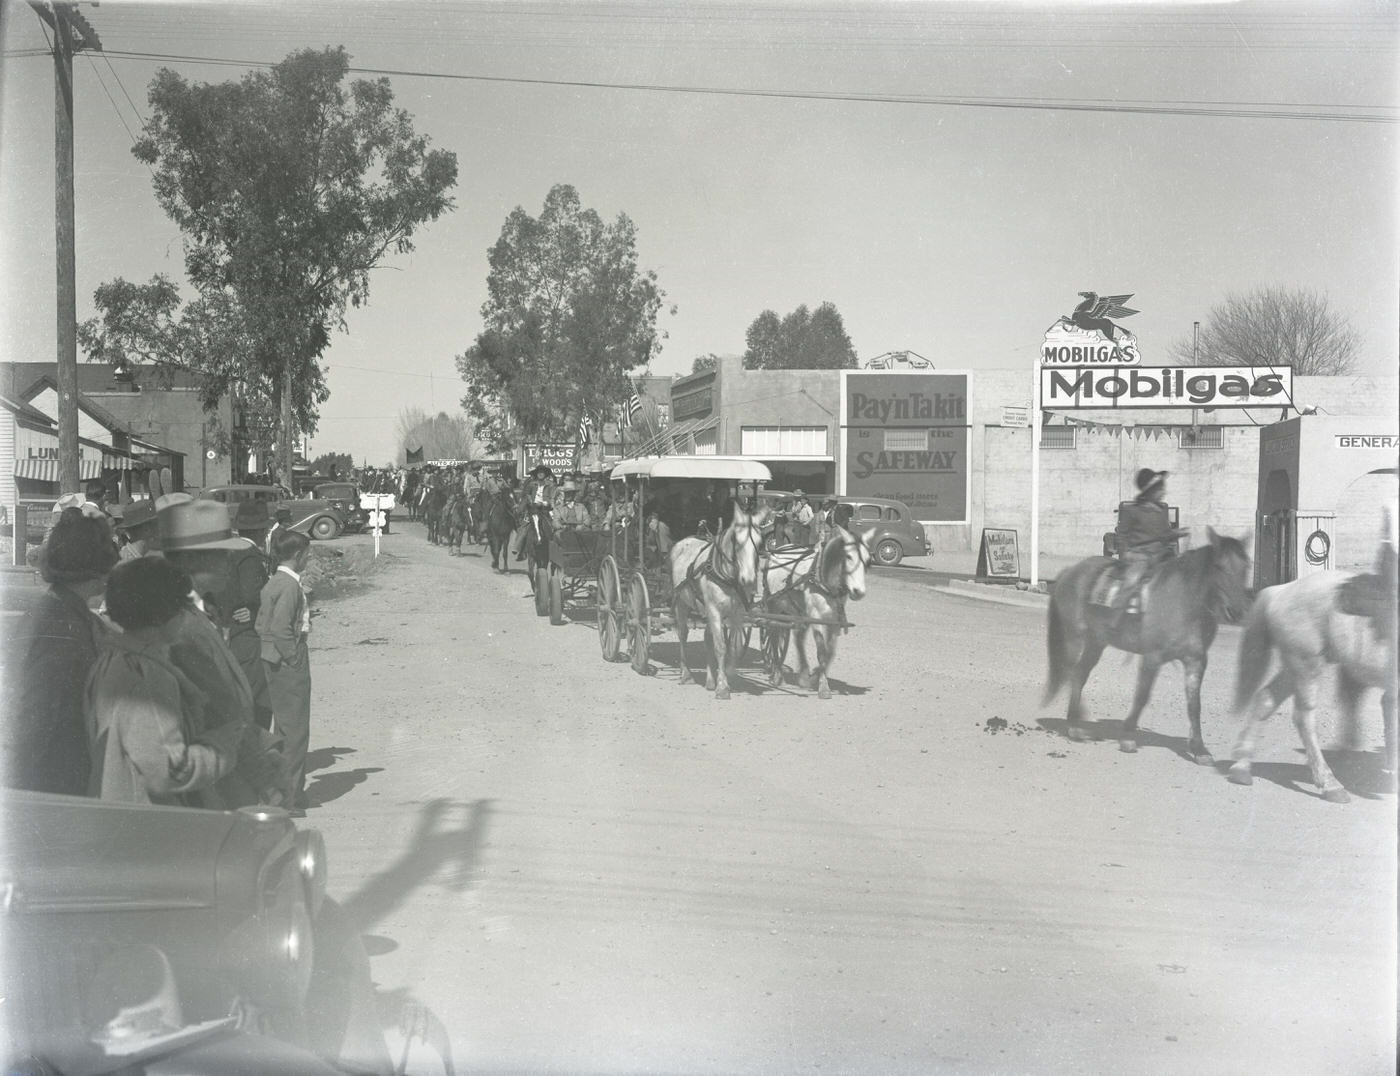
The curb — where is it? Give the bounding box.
[936,578,1051,609]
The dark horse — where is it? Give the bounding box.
[444,494,471,556]
[1044,529,1251,762]
[482,491,517,573]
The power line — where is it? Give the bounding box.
[95,49,1398,124]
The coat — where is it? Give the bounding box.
[4,584,105,795]
[255,568,308,666]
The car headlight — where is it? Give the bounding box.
[219,852,315,1009]
[293,829,327,919]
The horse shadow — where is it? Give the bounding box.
[1035,716,1204,763]
[305,745,358,774]
[1214,749,1395,801]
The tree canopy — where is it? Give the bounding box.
[691,353,721,374]
[79,47,457,479]
[397,407,478,463]
[742,302,857,370]
[1168,286,1359,375]
[456,184,668,447]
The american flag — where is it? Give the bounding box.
[577,413,595,445]
[621,390,642,427]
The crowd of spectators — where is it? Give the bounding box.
[3,491,309,814]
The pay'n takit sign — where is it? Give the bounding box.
[839,371,972,524]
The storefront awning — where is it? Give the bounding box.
[14,458,103,481]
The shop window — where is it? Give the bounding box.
[741,426,827,456]
[1039,427,1077,449]
[1180,426,1223,450]
[883,429,928,451]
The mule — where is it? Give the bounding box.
[483,492,516,572]
[1043,529,1251,761]
[670,502,767,700]
[1229,571,1397,802]
[761,526,870,699]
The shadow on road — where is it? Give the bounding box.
[342,798,494,933]
[1212,749,1395,801]
[1034,717,1205,763]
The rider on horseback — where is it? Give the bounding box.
[1115,468,1189,616]
[514,464,555,560]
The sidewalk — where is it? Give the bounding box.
[875,547,1083,608]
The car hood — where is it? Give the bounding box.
[1,791,240,911]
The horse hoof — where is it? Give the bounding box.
[768,672,783,688]
[715,687,731,701]
[818,686,831,700]
[1322,787,1351,804]
[1118,740,1137,754]
[1066,726,1089,743]
[1227,766,1253,786]
[1193,752,1215,767]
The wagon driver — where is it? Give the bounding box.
[555,480,592,529]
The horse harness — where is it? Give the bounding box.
[681,521,763,607]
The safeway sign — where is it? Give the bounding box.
[1040,365,1293,410]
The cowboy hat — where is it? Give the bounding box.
[115,499,158,532]
[1134,468,1167,493]
[561,480,579,493]
[233,498,270,531]
[154,492,194,511]
[530,464,553,478]
[154,499,251,552]
[793,488,806,498]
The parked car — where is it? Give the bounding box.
[0,789,404,1074]
[197,485,344,541]
[312,483,394,535]
[754,490,928,566]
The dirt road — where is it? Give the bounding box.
[304,528,1394,1075]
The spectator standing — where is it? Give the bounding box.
[3,508,117,794]
[255,530,314,809]
[85,557,242,805]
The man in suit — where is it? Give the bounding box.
[255,530,313,810]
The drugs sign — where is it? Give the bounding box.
[1040,366,1293,410]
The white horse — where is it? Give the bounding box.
[761,526,870,699]
[1230,570,1397,802]
[670,502,767,700]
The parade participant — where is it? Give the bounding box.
[555,480,591,528]
[645,510,673,559]
[85,557,242,805]
[3,507,117,795]
[603,482,636,528]
[1115,469,1188,613]
[515,464,555,560]
[815,498,838,545]
[255,529,314,810]
[833,500,855,532]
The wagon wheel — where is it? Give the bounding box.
[628,573,652,676]
[597,556,623,661]
[761,625,790,687]
[534,561,550,616]
[549,563,565,625]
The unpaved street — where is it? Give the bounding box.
[304,527,1394,1075]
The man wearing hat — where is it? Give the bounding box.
[157,498,275,733]
[515,464,555,560]
[555,479,591,529]
[790,489,815,546]
[1114,469,1189,616]
[115,499,159,560]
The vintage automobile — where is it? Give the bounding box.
[0,790,400,1075]
[313,484,394,535]
[754,490,928,566]
[197,485,345,541]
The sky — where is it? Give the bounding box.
[2,0,1396,467]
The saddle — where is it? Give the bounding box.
[1088,561,1154,617]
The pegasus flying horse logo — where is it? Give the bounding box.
[1043,292,1142,364]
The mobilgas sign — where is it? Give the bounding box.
[839,371,971,524]
[1040,365,1293,410]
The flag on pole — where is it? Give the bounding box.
[577,414,595,445]
[621,390,642,428]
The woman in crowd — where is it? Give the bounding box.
[85,556,245,806]
[4,507,118,795]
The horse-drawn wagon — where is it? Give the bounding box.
[592,455,868,697]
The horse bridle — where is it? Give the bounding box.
[806,530,866,599]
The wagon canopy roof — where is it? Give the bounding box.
[609,455,772,482]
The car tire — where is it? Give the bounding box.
[311,515,340,541]
[874,537,903,567]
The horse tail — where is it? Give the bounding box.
[1233,591,1275,713]
[1043,588,1070,706]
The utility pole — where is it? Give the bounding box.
[29,1,101,495]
